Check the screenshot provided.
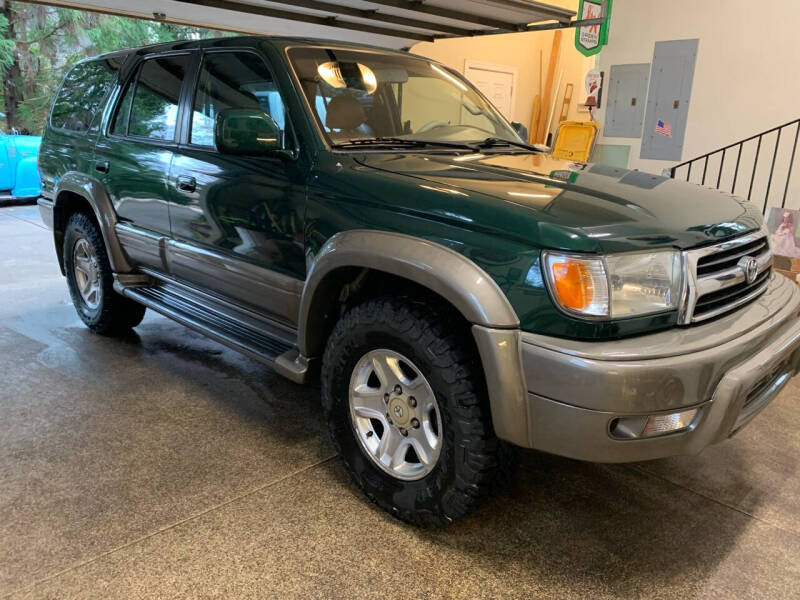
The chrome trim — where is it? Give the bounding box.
[694,250,772,297]
[699,240,768,271]
[680,231,773,324]
[691,274,771,323]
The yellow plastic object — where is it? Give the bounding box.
[552,120,600,162]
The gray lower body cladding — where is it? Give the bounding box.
[492,273,800,461]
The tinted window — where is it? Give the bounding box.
[190,52,286,148]
[50,59,122,132]
[288,47,518,144]
[111,74,135,136]
[124,55,190,141]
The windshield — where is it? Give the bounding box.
[288,47,521,147]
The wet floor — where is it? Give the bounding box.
[1,203,799,599]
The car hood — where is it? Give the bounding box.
[355,152,762,253]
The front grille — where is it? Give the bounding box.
[693,268,771,319]
[682,232,773,324]
[696,237,769,276]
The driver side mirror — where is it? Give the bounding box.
[215,109,286,156]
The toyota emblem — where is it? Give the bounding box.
[738,256,759,284]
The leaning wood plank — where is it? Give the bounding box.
[529,95,541,144]
[529,49,543,144]
[535,29,561,144]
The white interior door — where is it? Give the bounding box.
[463,61,517,121]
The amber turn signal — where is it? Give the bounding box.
[542,253,609,317]
[551,260,595,311]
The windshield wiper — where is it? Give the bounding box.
[477,137,548,153]
[333,137,479,152]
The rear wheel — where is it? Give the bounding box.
[63,212,146,335]
[321,296,510,527]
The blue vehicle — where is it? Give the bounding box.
[0,112,42,201]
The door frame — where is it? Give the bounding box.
[463,60,518,122]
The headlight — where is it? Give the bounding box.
[543,250,682,319]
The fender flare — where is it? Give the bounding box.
[298,229,519,357]
[297,229,529,446]
[54,172,133,273]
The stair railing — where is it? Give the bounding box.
[669,118,800,214]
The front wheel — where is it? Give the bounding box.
[321,296,510,527]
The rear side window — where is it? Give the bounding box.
[50,59,122,132]
[112,54,190,141]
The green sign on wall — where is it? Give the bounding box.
[575,0,612,57]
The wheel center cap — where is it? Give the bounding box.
[388,397,412,427]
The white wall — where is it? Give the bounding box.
[411,0,593,140]
[593,0,800,202]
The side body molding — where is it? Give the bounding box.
[53,172,133,274]
[297,230,528,446]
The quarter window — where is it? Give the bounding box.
[113,55,190,141]
[50,59,122,132]
[190,52,287,149]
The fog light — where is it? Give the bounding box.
[642,409,697,437]
[610,409,698,440]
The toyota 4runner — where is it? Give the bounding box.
[38,37,800,526]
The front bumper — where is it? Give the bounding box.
[486,273,800,462]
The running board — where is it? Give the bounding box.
[118,279,308,381]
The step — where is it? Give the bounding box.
[122,282,294,367]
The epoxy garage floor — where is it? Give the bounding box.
[2,203,800,599]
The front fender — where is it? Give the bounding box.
[297,230,528,445]
[12,155,41,198]
[298,230,519,358]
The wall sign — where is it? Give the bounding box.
[575,0,612,57]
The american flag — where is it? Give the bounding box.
[656,119,672,137]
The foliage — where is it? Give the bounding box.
[0,2,230,133]
[0,15,15,73]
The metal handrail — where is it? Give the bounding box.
[669,117,800,213]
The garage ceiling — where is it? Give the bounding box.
[18,0,596,49]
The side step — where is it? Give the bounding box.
[119,279,308,381]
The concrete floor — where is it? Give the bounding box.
[1,203,800,599]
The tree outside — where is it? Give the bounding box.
[0,1,231,134]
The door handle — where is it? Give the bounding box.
[176,175,197,193]
[95,161,110,174]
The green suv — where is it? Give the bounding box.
[38,36,800,526]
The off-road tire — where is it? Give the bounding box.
[321,296,512,527]
[63,212,146,335]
